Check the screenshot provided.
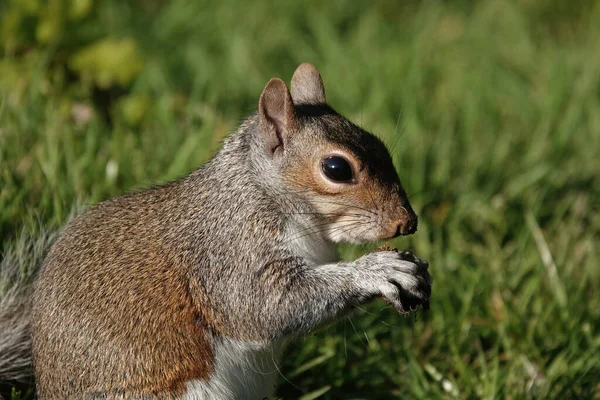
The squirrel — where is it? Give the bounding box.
[2,63,432,399]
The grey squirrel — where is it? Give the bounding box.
[1,64,432,399]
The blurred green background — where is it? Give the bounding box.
[1,0,599,398]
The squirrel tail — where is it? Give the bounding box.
[0,223,58,382]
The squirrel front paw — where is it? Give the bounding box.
[354,250,432,314]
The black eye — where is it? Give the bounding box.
[321,156,354,182]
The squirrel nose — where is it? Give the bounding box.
[393,214,418,237]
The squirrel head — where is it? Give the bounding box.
[255,63,417,244]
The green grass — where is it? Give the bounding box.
[1,0,599,398]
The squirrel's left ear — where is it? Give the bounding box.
[258,78,296,158]
[291,63,326,105]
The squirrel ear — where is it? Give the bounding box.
[258,78,296,157]
[290,63,326,105]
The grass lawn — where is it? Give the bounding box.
[1,0,599,398]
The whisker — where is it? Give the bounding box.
[347,316,368,349]
[379,320,404,329]
[406,188,435,200]
[363,180,385,234]
[354,305,377,316]
[279,191,379,217]
[268,343,303,393]
[389,112,402,153]
[389,112,408,158]
[343,318,348,358]
[353,222,377,243]
[328,221,372,243]
[361,328,376,355]
[281,211,364,218]
[282,219,366,245]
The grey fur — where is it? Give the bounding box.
[0,225,57,381]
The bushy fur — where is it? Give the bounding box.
[0,224,57,382]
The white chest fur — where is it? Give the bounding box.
[183,221,335,399]
[283,220,338,266]
[183,339,283,400]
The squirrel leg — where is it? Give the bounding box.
[255,250,432,339]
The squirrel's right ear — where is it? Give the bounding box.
[290,63,326,105]
[258,78,296,158]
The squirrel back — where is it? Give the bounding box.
[29,64,430,399]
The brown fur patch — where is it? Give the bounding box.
[32,190,215,398]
